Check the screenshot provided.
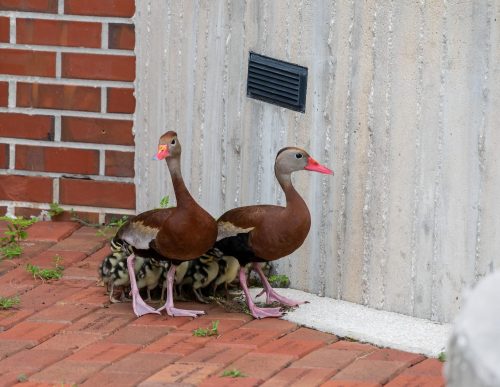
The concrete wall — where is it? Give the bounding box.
[134,0,500,323]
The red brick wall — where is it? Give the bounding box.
[0,0,136,223]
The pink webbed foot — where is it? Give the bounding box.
[157,304,205,318]
[126,254,160,317]
[156,264,205,318]
[253,263,305,307]
[131,290,160,317]
[258,288,305,307]
[238,266,284,319]
[248,304,283,319]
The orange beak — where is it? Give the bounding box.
[153,145,169,160]
[304,157,333,175]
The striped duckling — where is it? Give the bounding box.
[177,250,220,303]
[212,250,240,299]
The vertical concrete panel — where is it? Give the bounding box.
[135,0,500,323]
[412,1,444,320]
[384,0,419,316]
[478,2,500,277]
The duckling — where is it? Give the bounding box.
[160,261,188,302]
[137,259,164,302]
[108,255,149,303]
[98,254,120,292]
[98,238,131,292]
[178,251,219,303]
[108,259,131,303]
[213,253,240,299]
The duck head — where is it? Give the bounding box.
[275,147,333,175]
[154,131,181,160]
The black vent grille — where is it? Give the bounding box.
[247,52,307,113]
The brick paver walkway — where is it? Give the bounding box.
[0,221,445,386]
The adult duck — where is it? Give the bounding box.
[112,131,218,317]
[214,147,333,318]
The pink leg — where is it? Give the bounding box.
[126,254,160,317]
[253,263,305,307]
[239,267,282,319]
[156,264,205,318]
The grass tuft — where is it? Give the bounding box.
[192,320,220,337]
[0,296,20,310]
[222,369,245,378]
[26,255,64,281]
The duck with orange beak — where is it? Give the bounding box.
[213,147,333,318]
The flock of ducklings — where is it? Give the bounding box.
[98,241,248,305]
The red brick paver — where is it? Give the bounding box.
[0,221,445,386]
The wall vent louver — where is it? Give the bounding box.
[246,52,308,113]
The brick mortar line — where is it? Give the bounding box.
[0,75,134,88]
[0,138,135,152]
[0,43,135,56]
[8,143,15,169]
[0,11,134,24]
[55,52,62,78]
[101,22,109,49]
[53,177,60,203]
[8,16,15,44]
[99,149,106,176]
[101,87,107,114]
[7,80,15,107]
[54,116,62,142]
[0,200,136,215]
[0,107,133,120]
[0,169,135,184]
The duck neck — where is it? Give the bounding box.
[166,157,196,209]
[276,172,304,209]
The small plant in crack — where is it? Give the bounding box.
[96,216,129,237]
[0,296,20,310]
[192,320,220,337]
[26,255,64,281]
[17,374,28,382]
[222,369,245,378]
[0,216,37,259]
[48,202,64,218]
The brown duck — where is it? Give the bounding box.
[214,147,333,318]
[112,131,217,317]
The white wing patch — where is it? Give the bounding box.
[217,221,254,241]
[121,221,159,250]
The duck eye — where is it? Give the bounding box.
[295,153,303,159]
[171,139,176,145]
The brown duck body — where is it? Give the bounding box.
[217,196,311,262]
[213,146,332,319]
[117,158,217,263]
[111,130,217,318]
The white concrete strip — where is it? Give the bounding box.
[0,138,134,152]
[0,74,134,88]
[0,11,133,24]
[0,107,133,120]
[250,287,451,357]
[0,43,134,56]
[0,169,134,184]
